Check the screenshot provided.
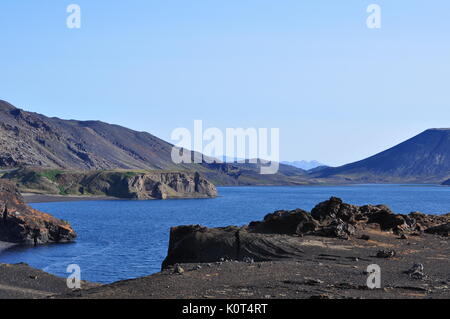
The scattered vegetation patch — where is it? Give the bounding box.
[38,169,65,182]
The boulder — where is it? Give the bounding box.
[311,197,365,225]
[162,225,240,269]
[0,181,76,245]
[425,223,450,236]
[162,225,305,269]
[315,218,356,240]
[248,209,318,235]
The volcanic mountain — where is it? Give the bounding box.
[0,100,307,186]
[311,129,450,183]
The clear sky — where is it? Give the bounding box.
[0,0,449,166]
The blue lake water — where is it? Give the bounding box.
[0,185,449,284]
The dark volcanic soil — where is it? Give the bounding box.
[0,263,98,299]
[55,231,449,299]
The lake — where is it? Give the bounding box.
[0,185,448,283]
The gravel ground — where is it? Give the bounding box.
[56,231,449,299]
[0,231,448,299]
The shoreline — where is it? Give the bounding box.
[0,241,18,254]
[22,193,120,204]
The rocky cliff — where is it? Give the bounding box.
[0,181,77,244]
[162,197,450,268]
[2,168,218,200]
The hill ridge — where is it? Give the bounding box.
[311,129,450,183]
[0,100,308,186]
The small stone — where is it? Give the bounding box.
[360,235,370,241]
[174,265,185,274]
[410,272,426,280]
[304,278,324,285]
[376,250,396,258]
[404,263,426,280]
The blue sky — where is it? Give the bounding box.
[0,0,449,166]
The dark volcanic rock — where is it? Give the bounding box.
[0,181,76,244]
[162,197,450,268]
[315,219,356,240]
[162,225,306,269]
[248,209,318,235]
[311,197,361,224]
[376,250,396,258]
[425,223,450,236]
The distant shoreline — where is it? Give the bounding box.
[0,241,17,254]
[22,193,119,204]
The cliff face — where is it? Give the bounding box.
[83,171,218,199]
[125,172,218,199]
[2,168,218,200]
[0,181,77,244]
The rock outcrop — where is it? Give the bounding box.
[0,181,77,244]
[115,171,218,199]
[425,223,450,236]
[162,197,450,269]
[2,168,218,200]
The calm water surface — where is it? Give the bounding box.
[0,185,448,283]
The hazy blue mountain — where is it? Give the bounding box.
[282,160,325,170]
[310,129,450,183]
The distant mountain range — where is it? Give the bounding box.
[0,100,308,186]
[282,160,326,171]
[310,129,450,184]
[1,100,449,185]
